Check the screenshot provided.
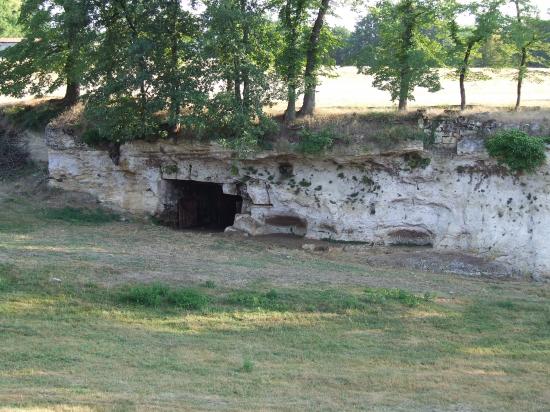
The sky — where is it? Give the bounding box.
[330,0,550,31]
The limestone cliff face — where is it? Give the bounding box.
[46,124,550,279]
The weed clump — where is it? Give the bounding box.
[364,287,432,307]
[240,359,254,373]
[295,129,334,154]
[119,283,170,307]
[226,289,284,310]
[118,283,209,310]
[485,129,546,173]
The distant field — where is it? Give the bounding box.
[2,67,549,112]
[276,67,550,111]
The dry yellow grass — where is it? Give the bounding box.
[270,67,550,111]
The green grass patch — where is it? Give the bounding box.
[112,283,434,314]
[295,128,335,155]
[364,287,433,307]
[118,283,210,310]
[42,207,120,224]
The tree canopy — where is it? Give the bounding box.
[0,0,548,147]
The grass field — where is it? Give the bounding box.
[0,169,549,411]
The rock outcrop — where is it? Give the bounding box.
[46,122,550,280]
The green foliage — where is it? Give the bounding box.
[0,0,22,36]
[485,129,546,173]
[405,152,432,169]
[202,0,281,143]
[364,287,432,307]
[335,14,380,66]
[276,0,310,120]
[240,359,255,373]
[357,0,445,110]
[504,0,550,108]
[162,165,179,175]
[42,207,120,224]
[377,125,427,142]
[80,128,105,147]
[226,289,283,309]
[0,0,93,102]
[295,128,334,154]
[445,0,504,108]
[166,288,210,310]
[118,283,210,310]
[119,283,170,307]
[201,280,217,289]
[0,263,17,292]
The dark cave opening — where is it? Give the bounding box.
[166,180,242,230]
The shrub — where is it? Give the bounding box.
[81,128,106,146]
[368,125,429,150]
[295,128,335,154]
[226,289,284,310]
[485,129,546,173]
[119,283,170,307]
[377,125,427,142]
[166,288,210,310]
[118,283,209,310]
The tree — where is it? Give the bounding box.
[297,0,331,117]
[201,0,280,146]
[348,14,381,66]
[0,0,22,37]
[447,0,503,110]
[0,0,92,106]
[330,26,352,65]
[357,0,444,111]
[277,0,309,122]
[506,0,549,110]
[84,0,205,142]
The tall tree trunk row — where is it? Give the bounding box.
[459,43,473,111]
[298,0,330,117]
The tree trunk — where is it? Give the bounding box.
[169,2,181,135]
[460,43,473,111]
[241,0,250,109]
[62,80,80,106]
[515,48,527,111]
[298,0,330,117]
[285,84,297,122]
[61,16,80,107]
[398,65,410,111]
[398,96,408,111]
[397,2,414,112]
[233,58,242,104]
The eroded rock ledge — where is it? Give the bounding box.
[46,122,550,280]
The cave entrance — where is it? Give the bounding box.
[169,180,242,230]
